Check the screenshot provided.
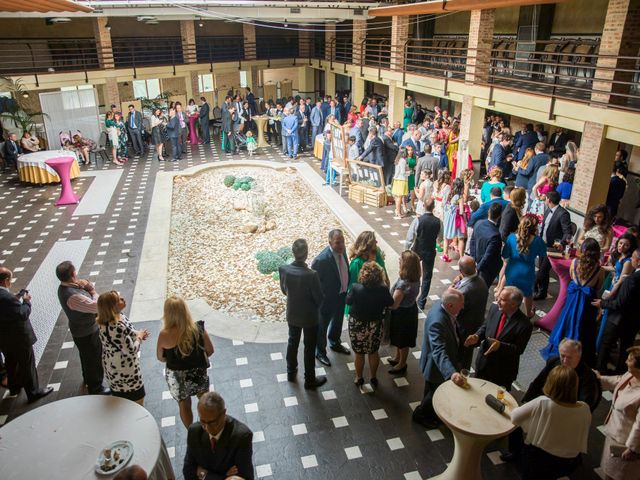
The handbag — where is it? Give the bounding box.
[196,320,210,368]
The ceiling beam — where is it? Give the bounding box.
[0,0,93,13]
[369,0,569,17]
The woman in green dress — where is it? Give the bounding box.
[113,112,129,164]
[104,111,123,166]
[403,100,414,130]
[346,231,389,316]
[406,144,417,213]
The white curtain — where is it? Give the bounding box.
[40,88,101,149]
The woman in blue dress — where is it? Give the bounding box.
[442,178,466,263]
[595,233,637,351]
[541,238,604,366]
[496,214,547,318]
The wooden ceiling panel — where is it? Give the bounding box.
[0,0,92,13]
[369,0,569,17]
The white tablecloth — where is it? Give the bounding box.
[17,149,79,177]
[0,396,175,479]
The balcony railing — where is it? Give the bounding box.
[0,35,638,113]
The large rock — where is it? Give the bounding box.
[240,223,259,234]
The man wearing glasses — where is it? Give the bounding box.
[183,392,254,480]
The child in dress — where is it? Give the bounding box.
[414,169,433,216]
[245,130,257,156]
[348,136,359,161]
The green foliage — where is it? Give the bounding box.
[255,250,271,261]
[232,181,242,190]
[223,175,236,187]
[240,183,251,191]
[271,271,280,281]
[256,252,285,275]
[237,176,254,184]
[277,246,294,263]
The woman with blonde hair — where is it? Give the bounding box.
[97,291,149,404]
[480,166,506,203]
[388,251,421,374]
[157,296,214,427]
[510,365,591,479]
[497,215,547,317]
[500,186,527,241]
[533,163,559,201]
[346,261,394,387]
[391,148,409,219]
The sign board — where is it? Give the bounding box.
[348,159,385,190]
[330,124,348,168]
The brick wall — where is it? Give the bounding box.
[243,23,256,60]
[352,20,367,65]
[92,17,113,69]
[390,16,409,71]
[215,71,241,91]
[180,20,196,64]
[117,81,134,101]
[325,24,336,61]
[105,78,120,107]
[465,9,495,84]
[161,77,186,95]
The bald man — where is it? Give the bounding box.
[0,267,52,403]
[413,288,466,428]
[114,465,147,480]
[454,257,488,369]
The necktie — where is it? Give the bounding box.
[210,437,217,451]
[131,114,134,128]
[338,254,348,293]
[496,313,507,338]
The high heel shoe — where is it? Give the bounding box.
[388,365,407,375]
[354,377,364,387]
[388,358,399,366]
[441,254,452,263]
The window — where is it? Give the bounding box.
[240,71,248,88]
[60,84,94,91]
[198,74,214,93]
[133,79,161,99]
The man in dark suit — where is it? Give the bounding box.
[454,257,489,369]
[311,230,351,367]
[0,267,53,403]
[513,123,538,162]
[349,118,365,155]
[358,127,384,167]
[464,286,532,391]
[183,392,254,480]
[3,132,21,170]
[534,191,572,300]
[470,202,503,288]
[401,130,422,157]
[412,199,441,310]
[166,108,181,161]
[468,187,508,227]
[548,128,568,155]
[412,289,466,428]
[594,248,640,373]
[279,239,327,389]
[382,128,398,186]
[199,97,210,144]
[126,104,144,156]
[489,133,513,174]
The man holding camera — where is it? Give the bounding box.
[0,267,53,403]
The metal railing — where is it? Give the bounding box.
[0,35,638,113]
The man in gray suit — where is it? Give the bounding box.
[358,127,385,167]
[126,104,144,156]
[454,256,489,369]
[279,239,327,389]
[413,289,466,428]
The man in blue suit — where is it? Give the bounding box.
[311,229,351,366]
[412,289,466,428]
[470,203,503,288]
[489,134,513,174]
[198,97,210,144]
[320,96,330,123]
[310,100,323,146]
[514,123,538,161]
[281,110,299,159]
[165,108,181,161]
[468,187,508,227]
[328,99,341,124]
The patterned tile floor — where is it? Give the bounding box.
[0,138,608,479]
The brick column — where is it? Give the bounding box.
[180,20,197,64]
[92,17,113,69]
[352,19,367,65]
[243,23,256,60]
[351,73,365,107]
[457,95,485,173]
[572,122,618,214]
[298,66,315,98]
[465,9,495,84]
[299,29,313,59]
[325,24,336,61]
[325,70,336,98]
[387,80,405,127]
[105,77,120,109]
[187,71,199,100]
[391,16,409,71]
[591,0,640,106]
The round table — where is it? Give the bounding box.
[430,378,517,480]
[536,255,572,332]
[17,150,81,184]
[253,115,269,148]
[0,396,175,480]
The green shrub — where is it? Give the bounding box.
[237,176,254,184]
[271,271,280,281]
[232,181,242,190]
[255,250,271,261]
[240,183,251,191]
[223,175,236,187]
[277,246,294,263]
[256,252,285,275]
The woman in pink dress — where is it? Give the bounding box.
[187,98,200,145]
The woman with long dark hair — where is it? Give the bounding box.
[541,238,604,365]
[577,203,613,251]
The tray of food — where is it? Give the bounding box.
[95,440,133,476]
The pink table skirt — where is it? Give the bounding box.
[535,256,572,332]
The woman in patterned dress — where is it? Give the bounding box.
[113,112,129,164]
[96,291,149,405]
[157,296,214,428]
